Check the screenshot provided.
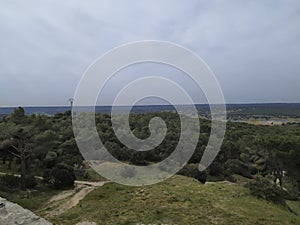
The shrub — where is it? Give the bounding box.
[247,176,286,206]
[0,174,20,189]
[130,152,147,166]
[51,163,75,189]
[42,169,53,184]
[74,167,90,180]
[158,162,178,174]
[25,175,37,189]
[223,170,237,183]
[178,164,207,184]
[45,151,58,168]
[120,166,136,178]
[208,162,224,176]
[225,159,252,178]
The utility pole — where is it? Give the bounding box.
[69,98,74,109]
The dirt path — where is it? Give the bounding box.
[0,171,109,217]
[39,181,109,218]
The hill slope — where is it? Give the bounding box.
[51,175,300,225]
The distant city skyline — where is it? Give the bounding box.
[1,0,300,107]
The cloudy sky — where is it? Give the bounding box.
[0,0,299,106]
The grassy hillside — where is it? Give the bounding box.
[52,175,300,225]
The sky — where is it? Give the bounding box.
[0,0,300,106]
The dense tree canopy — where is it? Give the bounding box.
[0,107,299,195]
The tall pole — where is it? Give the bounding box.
[69,98,74,109]
[69,98,74,116]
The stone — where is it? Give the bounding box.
[0,197,52,225]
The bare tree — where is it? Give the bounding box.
[10,128,32,190]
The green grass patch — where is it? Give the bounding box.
[0,183,61,212]
[53,175,300,225]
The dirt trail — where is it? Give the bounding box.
[0,172,109,218]
[40,181,109,218]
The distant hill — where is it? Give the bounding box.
[1,103,300,118]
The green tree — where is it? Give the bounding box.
[51,163,75,189]
[178,164,207,184]
[10,127,35,190]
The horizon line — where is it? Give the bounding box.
[1,101,300,108]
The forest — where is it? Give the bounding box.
[0,107,299,207]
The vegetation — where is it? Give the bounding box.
[0,107,299,223]
[178,163,207,184]
[0,108,300,191]
[46,163,76,189]
[247,175,287,207]
[0,181,61,212]
[52,175,300,225]
[0,108,82,190]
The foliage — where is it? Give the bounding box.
[0,107,299,196]
[120,165,136,178]
[42,169,52,185]
[247,176,286,206]
[25,174,37,189]
[0,174,20,189]
[178,164,207,184]
[51,163,75,189]
[208,161,224,176]
[225,159,252,178]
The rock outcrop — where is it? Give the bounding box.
[0,197,52,225]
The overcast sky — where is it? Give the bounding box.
[0,0,299,106]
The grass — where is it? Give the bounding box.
[85,167,106,181]
[0,160,107,181]
[52,175,300,225]
[78,162,107,182]
[1,163,298,224]
[0,184,61,212]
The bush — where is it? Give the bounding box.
[0,174,20,189]
[25,175,37,189]
[225,159,252,178]
[42,169,52,184]
[158,161,179,174]
[178,164,207,184]
[223,170,237,183]
[281,178,299,201]
[130,152,147,166]
[247,176,286,206]
[74,167,90,180]
[208,162,224,176]
[120,166,136,178]
[45,151,58,168]
[51,163,75,189]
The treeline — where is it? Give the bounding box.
[0,107,80,190]
[0,107,299,197]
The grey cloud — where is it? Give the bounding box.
[0,0,299,106]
